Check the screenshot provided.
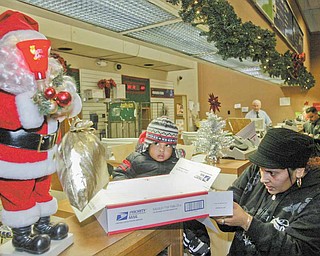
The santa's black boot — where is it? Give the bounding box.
[33,216,68,240]
[12,225,51,254]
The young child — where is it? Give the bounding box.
[112,116,211,256]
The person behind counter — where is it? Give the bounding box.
[245,99,272,129]
[214,128,320,255]
[112,116,211,256]
[303,106,320,139]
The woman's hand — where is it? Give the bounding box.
[213,202,252,231]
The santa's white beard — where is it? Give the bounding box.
[0,45,36,95]
[0,30,81,119]
[0,30,61,95]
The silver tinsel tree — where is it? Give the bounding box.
[194,112,234,163]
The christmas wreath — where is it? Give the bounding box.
[51,52,68,73]
[97,78,117,89]
[167,0,315,90]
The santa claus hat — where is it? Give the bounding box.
[0,10,39,39]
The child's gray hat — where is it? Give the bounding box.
[144,116,178,146]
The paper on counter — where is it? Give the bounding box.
[170,158,220,190]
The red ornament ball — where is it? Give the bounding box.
[44,87,56,100]
[56,91,72,107]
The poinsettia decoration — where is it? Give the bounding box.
[97,78,117,89]
[208,93,221,113]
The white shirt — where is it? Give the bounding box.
[245,109,272,128]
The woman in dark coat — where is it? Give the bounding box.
[214,128,320,256]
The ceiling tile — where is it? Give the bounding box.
[19,0,176,32]
[127,22,218,56]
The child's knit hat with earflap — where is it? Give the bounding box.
[144,116,179,146]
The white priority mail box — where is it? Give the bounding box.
[92,158,233,235]
[96,190,209,235]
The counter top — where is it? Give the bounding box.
[59,215,183,256]
[216,158,251,176]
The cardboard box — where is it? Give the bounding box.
[96,190,209,234]
[69,158,233,234]
[92,158,233,234]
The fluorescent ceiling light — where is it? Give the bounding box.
[18,0,285,85]
[127,22,218,55]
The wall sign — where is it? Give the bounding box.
[150,88,174,98]
[108,101,136,122]
[255,0,275,21]
[122,75,150,102]
[292,18,303,54]
[274,0,303,53]
[253,0,303,53]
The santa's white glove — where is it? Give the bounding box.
[16,91,44,129]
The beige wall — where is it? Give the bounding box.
[55,51,169,81]
[197,0,318,126]
[1,1,318,129]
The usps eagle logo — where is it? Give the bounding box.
[116,212,129,221]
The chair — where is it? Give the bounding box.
[181,131,198,145]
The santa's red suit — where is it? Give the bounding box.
[0,89,59,227]
[0,10,81,254]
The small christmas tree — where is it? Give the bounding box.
[194,95,233,163]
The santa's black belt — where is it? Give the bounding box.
[0,128,58,152]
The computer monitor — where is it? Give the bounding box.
[250,118,264,132]
[181,131,198,145]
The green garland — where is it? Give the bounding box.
[167,0,315,90]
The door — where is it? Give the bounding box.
[174,95,188,142]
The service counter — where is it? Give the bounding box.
[215,158,250,176]
[52,158,251,256]
[59,215,183,256]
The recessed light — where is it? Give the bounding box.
[57,47,73,51]
[144,63,154,67]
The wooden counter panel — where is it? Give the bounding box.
[99,226,182,256]
[216,159,251,176]
[60,215,183,256]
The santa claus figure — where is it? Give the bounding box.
[0,10,82,254]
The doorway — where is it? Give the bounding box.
[174,95,188,142]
